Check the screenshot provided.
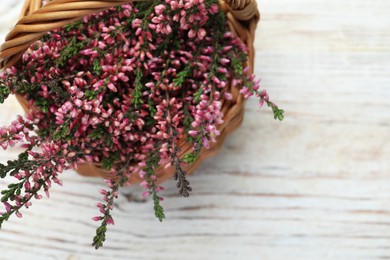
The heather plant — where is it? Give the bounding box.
[0,0,283,248]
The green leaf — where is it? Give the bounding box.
[34,97,49,113]
[182,152,198,164]
[64,20,83,32]
[89,127,105,140]
[0,163,6,178]
[193,88,203,103]
[131,69,144,108]
[52,122,70,141]
[232,56,243,76]
[124,110,140,122]
[93,59,102,75]
[101,152,119,170]
[173,67,190,87]
[37,126,52,139]
[101,157,115,170]
[85,89,99,100]
[148,99,157,117]
[18,152,29,163]
[0,85,10,104]
[271,106,285,121]
[153,195,165,222]
[92,223,107,249]
[55,37,88,68]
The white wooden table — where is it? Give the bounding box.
[0,0,389,259]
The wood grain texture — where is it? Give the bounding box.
[0,0,390,259]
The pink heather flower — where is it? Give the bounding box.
[260,89,269,102]
[107,83,118,92]
[202,137,210,149]
[117,72,129,82]
[14,197,22,207]
[197,28,206,40]
[92,216,102,221]
[24,181,31,191]
[3,202,11,212]
[106,217,115,225]
[217,67,228,74]
[5,66,17,75]
[173,13,179,21]
[220,58,230,65]
[139,170,146,178]
[15,211,22,218]
[135,27,142,36]
[258,100,264,108]
[239,87,250,96]
[0,142,7,150]
[223,46,233,51]
[67,152,76,158]
[154,4,166,15]
[209,3,219,14]
[224,92,233,100]
[170,0,178,10]
[99,189,108,195]
[184,2,192,9]
[140,181,149,189]
[188,29,196,38]
[104,179,114,188]
[253,79,261,91]
[74,99,82,107]
[188,130,198,136]
[165,24,172,34]
[155,186,165,192]
[53,177,63,186]
[80,49,97,56]
[132,18,142,28]
[123,8,131,17]
[212,76,221,85]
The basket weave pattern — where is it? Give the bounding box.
[0,0,259,183]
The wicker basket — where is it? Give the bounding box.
[0,0,260,184]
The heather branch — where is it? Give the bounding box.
[164,92,192,197]
[92,169,128,249]
[0,154,66,228]
[142,148,165,221]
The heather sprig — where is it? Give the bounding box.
[142,149,166,222]
[92,164,129,249]
[165,92,192,197]
[0,143,67,228]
